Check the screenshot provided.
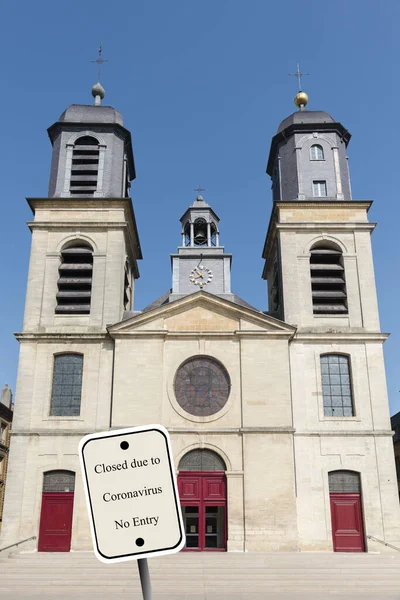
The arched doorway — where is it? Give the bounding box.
[38,470,75,552]
[329,470,365,552]
[178,449,227,551]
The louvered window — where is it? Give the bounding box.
[50,354,83,416]
[56,244,93,314]
[179,449,226,472]
[123,261,131,310]
[310,246,347,314]
[43,470,75,492]
[70,136,99,196]
[321,354,354,416]
[329,471,360,493]
[310,144,324,160]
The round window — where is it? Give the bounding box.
[174,357,230,417]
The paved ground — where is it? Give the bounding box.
[1,550,400,599]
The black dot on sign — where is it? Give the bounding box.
[136,538,145,547]
[120,441,129,450]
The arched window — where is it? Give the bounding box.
[43,470,75,492]
[50,354,83,416]
[321,354,354,417]
[328,470,360,493]
[193,218,207,246]
[56,242,93,314]
[179,449,226,472]
[310,244,347,314]
[70,136,99,196]
[310,144,324,161]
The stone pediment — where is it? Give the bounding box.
[108,292,295,337]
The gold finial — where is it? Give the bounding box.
[294,91,309,109]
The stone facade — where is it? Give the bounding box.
[1,98,399,554]
[0,385,13,533]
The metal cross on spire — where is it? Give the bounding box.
[194,186,206,194]
[289,63,309,91]
[92,44,108,82]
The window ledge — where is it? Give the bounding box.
[43,417,84,421]
[322,416,359,421]
[313,314,349,318]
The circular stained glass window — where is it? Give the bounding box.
[174,357,230,417]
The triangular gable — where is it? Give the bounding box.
[108,291,295,336]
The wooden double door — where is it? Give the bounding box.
[178,471,226,551]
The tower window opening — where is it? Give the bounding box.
[56,243,93,314]
[310,245,347,314]
[70,136,99,196]
[211,223,217,246]
[193,218,208,246]
[310,144,324,161]
[313,180,327,197]
[184,222,191,247]
[123,260,131,310]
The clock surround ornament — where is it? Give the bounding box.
[174,357,230,417]
[189,265,213,288]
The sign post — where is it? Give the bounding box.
[79,424,185,598]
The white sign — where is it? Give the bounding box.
[79,424,185,563]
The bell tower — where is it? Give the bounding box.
[262,90,380,332]
[169,194,233,302]
[23,82,142,331]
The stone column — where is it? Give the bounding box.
[190,223,194,247]
[332,147,344,199]
[207,223,211,246]
[226,471,245,552]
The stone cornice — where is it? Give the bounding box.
[293,332,389,343]
[12,427,392,437]
[275,222,376,232]
[27,221,127,230]
[110,330,294,340]
[275,201,373,210]
[14,332,109,342]
[295,430,393,437]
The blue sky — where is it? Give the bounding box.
[1,0,400,415]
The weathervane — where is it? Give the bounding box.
[289,63,309,92]
[194,186,205,195]
[92,44,108,82]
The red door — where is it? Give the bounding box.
[330,493,365,552]
[38,492,74,552]
[178,472,226,551]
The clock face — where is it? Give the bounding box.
[174,357,230,417]
[189,265,213,288]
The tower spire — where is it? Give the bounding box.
[91,44,107,106]
[289,63,309,110]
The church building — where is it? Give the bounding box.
[1,81,400,554]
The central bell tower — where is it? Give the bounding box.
[169,194,233,302]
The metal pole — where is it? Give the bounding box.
[138,558,152,599]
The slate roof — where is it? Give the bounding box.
[277,110,335,133]
[58,104,124,126]
[121,290,261,321]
